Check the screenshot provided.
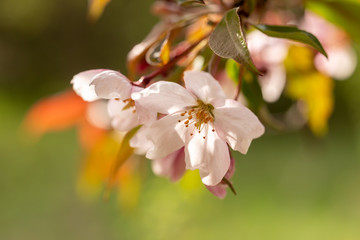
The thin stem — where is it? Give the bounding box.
[234,64,244,100]
[222,177,237,196]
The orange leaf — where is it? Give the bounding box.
[88,0,111,22]
[78,118,107,150]
[23,90,87,137]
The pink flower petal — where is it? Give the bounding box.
[132,81,197,114]
[130,126,154,155]
[214,99,265,154]
[152,147,186,182]
[134,102,157,126]
[71,69,108,102]
[91,70,132,100]
[185,126,230,186]
[184,71,226,107]
[205,184,227,199]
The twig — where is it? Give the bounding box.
[136,34,210,87]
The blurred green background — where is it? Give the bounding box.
[1,0,360,239]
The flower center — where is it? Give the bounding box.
[116,98,136,114]
[178,100,215,138]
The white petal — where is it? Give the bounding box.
[91,70,132,100]
[130,126,154,155]
[213,99,265,154]
[185,126,230,186]
[134,102,157,126]
[86,100,111,129]
[107,99,139,131]
[144,113,186,159]
[184,71,226,107]
[71,69,107,102]
[131,81,197,114]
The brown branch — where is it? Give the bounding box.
[136,34,210,87]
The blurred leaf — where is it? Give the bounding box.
[145,28,180,67]
[107,127,140,187]
[146,36,168,66]
[306,0,360,42]
[117,168,142,210]
[127,22,169,79]
[226,59,263,111]
[77,133,120,200]
[178,0,205,6]
[284,45,315,74]
[159,30,178,65]
[252,24,328,58]
[225,59,240,84]
[209,8,260,74]
[23,90,86,137]
[285,46,334,136]
[160,38,171,65]
[287,72,334,136]
[88,0,111,22]
[78,118,107,150]
[241,71,263,111]
[186,16,215,44]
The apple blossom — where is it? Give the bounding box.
[131,71,265,186]
[71,69,156,132]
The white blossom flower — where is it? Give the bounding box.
[71,69,156,131]
[71,69,107,102]
[131,71,265,186]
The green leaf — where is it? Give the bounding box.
[241,71,263,112]
[178,0,205,6]
[252,24,328,58]
[209,8,260,74]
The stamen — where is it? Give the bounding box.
[178,100,215,137]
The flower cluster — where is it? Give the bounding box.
[25,0,357,200]
[71,69,264,197]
